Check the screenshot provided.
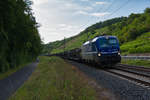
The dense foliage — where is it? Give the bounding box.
[0,0,42,72]
[44,8,150,54]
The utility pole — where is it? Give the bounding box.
[87,32,89,41]
[64,37,66,53]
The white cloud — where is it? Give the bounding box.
[59,24,67,27]
[74,10,110,17]
[74,11,88,15]
[63,2,93,11]
[95,2,108,5]
[59,24,78,31]
[83,6,93,11]
[90,12,110,17]
[32,0,49,5]
[80,0,90,1]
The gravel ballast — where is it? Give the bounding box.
[68,61,150,100]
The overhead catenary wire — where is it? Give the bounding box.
[79,0,116,29]
[79,0,129,32]
[91,0,130,26]
[79,1,105,28]
[95,0,116,21]
[103,0,130,20]
[78,0,106,40]
[77,0,130,42]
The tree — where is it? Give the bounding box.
[0,0,42,72]
[144,8,150,14]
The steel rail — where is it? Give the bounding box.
[106,69,150,87]
[116,64,150,72]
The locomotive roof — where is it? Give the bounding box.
[91,37,99,42]
[99,36,117,38]
[83,41,90,45]
[92,36,117,42]
[83,36,117,46]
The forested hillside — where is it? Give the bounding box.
[0,0,42,72]
[43,8,150,55]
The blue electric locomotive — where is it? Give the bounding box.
[81,36,121,65]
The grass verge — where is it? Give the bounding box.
[121,59,150,68]
[9,56,97,100]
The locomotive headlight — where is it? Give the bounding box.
[98,53,101,56]
[118,52,121,55]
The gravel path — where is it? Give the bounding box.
[0,62,38,100]
[68,61,150,100]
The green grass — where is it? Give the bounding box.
[120,32,150,55]
[9,56,97,100]
[51,34,87,54]
[121,59,150,68]
[0,62,30,80]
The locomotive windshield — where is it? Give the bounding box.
[99,38,118,47]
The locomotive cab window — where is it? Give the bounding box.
[108,38,118,45]
[99,38,118,47]
[99,39,109,47]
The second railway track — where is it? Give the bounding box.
[104,64,150,88]
[116,64,150,73]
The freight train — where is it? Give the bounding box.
[56,35,121,66]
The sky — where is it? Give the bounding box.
[31,0,150,44]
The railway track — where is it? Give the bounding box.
[104,64,150,88]
[116,64,150,73]
[114,64,150,77]
[68,59,150,89]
